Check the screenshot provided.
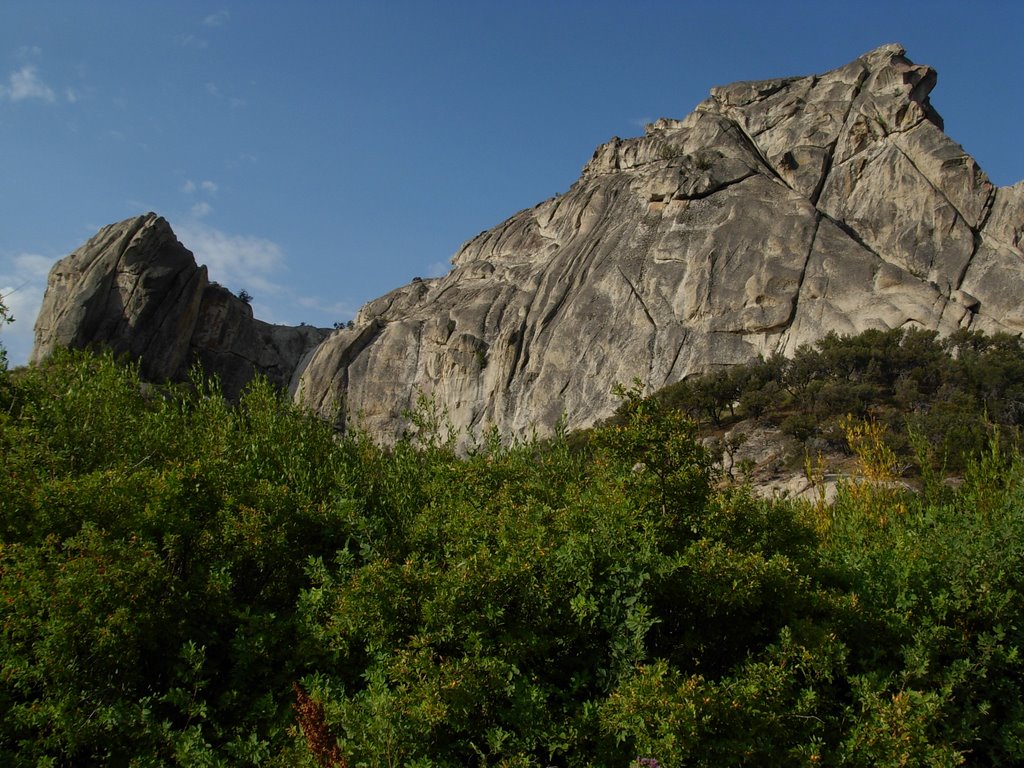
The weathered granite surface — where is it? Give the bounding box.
[30,213,329,398]
[32,45,1024,441]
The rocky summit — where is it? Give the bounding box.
[32,44,1024,442]
[29,214,330,399]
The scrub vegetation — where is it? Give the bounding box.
[653,327,1024,475]
[2,328,1024,766]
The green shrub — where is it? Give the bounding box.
[4,350,1024,764]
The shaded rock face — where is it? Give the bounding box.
[33,45,1024,441]
[31,213,329,398]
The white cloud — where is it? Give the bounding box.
[204,10,230,27]
[204,82,221,97]
[182,179,218,195]
[12,253,53,280]
[6,66,56,102]
[0,252,55,367]
[191,201,213,218]
[173,221,357,328]
[175,221,285,298]
[0,284,44,367]
[0,51,83,105]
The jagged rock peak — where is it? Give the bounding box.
[579,44,945,196]
[32,212,329,397]
[32,46,1024,444]
[31,213,206,381]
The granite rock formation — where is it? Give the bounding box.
[32,45,1024,442]
[30,213,329,398]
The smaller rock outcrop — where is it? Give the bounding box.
[31,213,329,397]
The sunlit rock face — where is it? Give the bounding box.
[31,213,328,398]
[33,45,1024,442]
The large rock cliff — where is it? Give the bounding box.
[30,213,330,398]
[32,45,1024,441]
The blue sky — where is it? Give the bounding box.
[2,1,1022,366]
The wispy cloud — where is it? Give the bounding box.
[0,53,82,105]
[297,295,356,318]
[176,34,209,50]
[15,45,43,60]
[177,10,228,49]
[12,253,52,278]
[175,221,285,299]
[3,65,56,102]
[225,152,259,171]
[203,10,230,27]
[0,252,55,366]
[190,201,213,218]
[204,81,245,109]
[174,220,356,327]
[182,178,218,195]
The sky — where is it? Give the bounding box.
[1,1,1022,366]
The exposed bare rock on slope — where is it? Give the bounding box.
[32,45,1024,442]
[31,213,329,397]
[295,44,1020,441]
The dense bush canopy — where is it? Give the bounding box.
[2,347,1024,765]
[656,327,1024,472]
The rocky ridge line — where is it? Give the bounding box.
[32,44,1024,443]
